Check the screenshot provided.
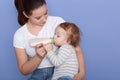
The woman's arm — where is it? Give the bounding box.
[14,45,45,75]
[73,46,86,80]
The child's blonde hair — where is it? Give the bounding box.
[59,22,80,47]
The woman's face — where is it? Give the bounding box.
[28,4,48,26]
[54,26,69,46]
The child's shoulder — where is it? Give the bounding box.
[59,44,76,54]
[60,44,74,49]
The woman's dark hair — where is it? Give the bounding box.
[59,22,81,47]
[14,0,46,26]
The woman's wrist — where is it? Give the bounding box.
[78,71,85,80]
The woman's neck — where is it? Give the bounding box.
[27,22,43,36]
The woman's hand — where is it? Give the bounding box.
[73,72,85,80]
[35,44,46,58]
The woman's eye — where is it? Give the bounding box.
[36,17,41,20]
[45,12,48,15]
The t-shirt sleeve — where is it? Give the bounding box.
[56,17,65,25]
[52,16,66,31]
[13,30,25,49]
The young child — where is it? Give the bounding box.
[44,22,81,80]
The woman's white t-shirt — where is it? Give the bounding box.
[13,16,65,68]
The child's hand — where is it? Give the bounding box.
[35,44,46,58]
[43,43,53,53]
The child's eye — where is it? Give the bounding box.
[57,35,60,37]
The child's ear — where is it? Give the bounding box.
[23,11,29,18]
[67,39,71,44]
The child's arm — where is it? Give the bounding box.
[44,44,71,66]
[73,46,86,80]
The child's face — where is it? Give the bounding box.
[54,26,68,46]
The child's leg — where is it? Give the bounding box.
[57,76,72,80]
[28,67,54,80]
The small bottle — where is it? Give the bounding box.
[29,38,54,47]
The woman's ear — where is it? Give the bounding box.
[23,11,29,18]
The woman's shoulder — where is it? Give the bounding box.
[48,16,63,19]
[47,16,65,22]
[46,16,65,29]
[14,24,27,36]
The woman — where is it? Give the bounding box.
[13,0,85,80]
